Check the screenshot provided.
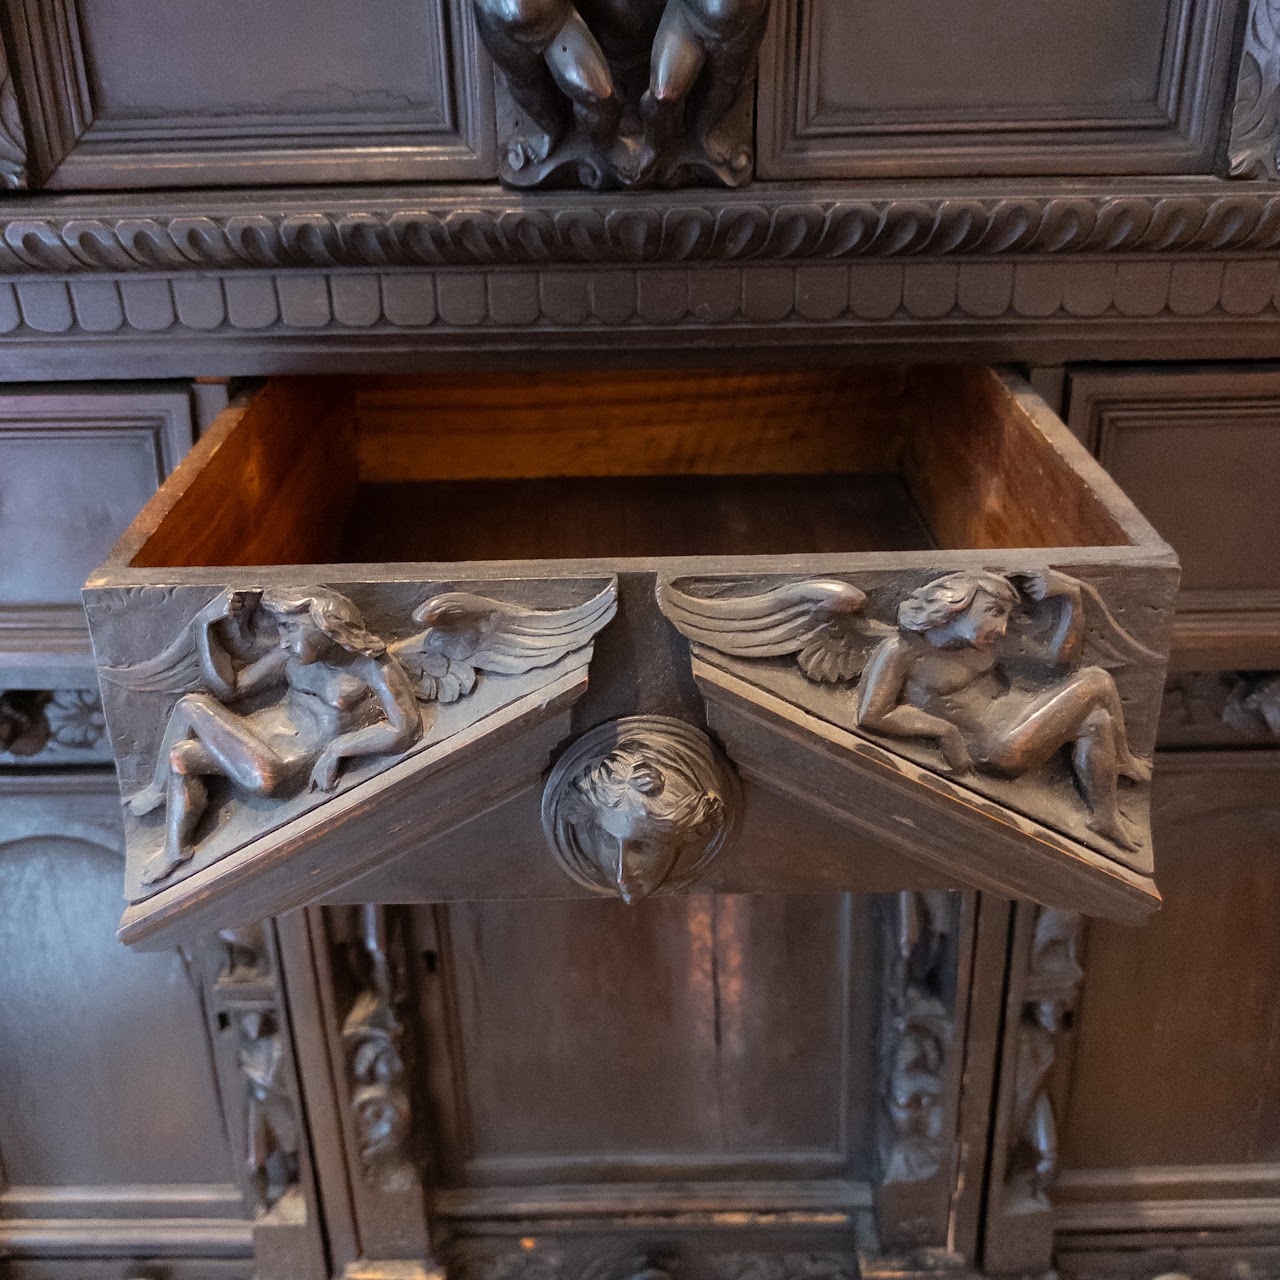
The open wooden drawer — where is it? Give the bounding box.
[83,367,1178,948]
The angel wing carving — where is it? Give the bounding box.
[389,584,618,704]
[658,578,892,683]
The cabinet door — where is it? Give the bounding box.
[7,0,494,189]
[0,773,253,1273]
[983,751,1280,1277]
[757,0,1241,179]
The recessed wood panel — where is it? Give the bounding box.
[416,893,876,1185]
[757,0,1240,178]
[9,0,495,189]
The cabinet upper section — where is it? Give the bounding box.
[0,0,1270,193]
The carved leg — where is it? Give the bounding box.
[543,7,620,145]
[1026,1092,1059,1198]
[638,1,706,176]
[682,0,769,169]
[472,0,575,167]
[1072,708,1138,851]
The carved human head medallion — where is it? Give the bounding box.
[541,716,741,902]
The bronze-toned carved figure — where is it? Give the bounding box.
[472,0,771,189]
[857,570,1155,851]
[115,588,421,886]
[542,716,741,901]
[1007,908,1084,1202]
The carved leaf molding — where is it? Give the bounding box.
[6,189,1280,274]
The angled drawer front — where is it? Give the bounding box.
[83,368,1178,948]
[1068,364,1280,670]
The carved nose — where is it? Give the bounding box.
[613,838,666,905]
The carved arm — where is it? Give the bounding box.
[857,637,975,774]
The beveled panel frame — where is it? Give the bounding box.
[757,0,1243,179]
[4,0,495,189]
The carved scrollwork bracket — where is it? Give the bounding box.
[541,716,742,902]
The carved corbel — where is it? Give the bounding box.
[541,716,742,902]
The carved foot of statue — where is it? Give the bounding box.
[611,133,661,187]
[1119,753,1153,784]
[127,781,166,817]
[695,130,752,183]
[504,123,561,174]
[139,843,188,886]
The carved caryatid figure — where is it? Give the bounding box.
[118,588,421,887]
[856,570,1154,850]
[472,0,771,187]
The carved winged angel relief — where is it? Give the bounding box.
[102,583,616,897]
[659,570,1163,863]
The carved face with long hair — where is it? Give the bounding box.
[260,588,386,665]
[565,735,726,903]
[897,571,1020,652]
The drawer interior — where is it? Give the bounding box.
[117,365,1135,571]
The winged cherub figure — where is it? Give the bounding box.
[660,570,1160,852]
[388,584,618,703]
[110,588,421,887]
[857,570,1155,850]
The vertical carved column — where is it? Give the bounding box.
[983,905,1085,1276]
[194,921,326,1280]
[342,904,417,1192]
[874,891,959,1251]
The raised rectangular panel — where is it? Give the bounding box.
[9,0,495,189]
[757,0,1242,178]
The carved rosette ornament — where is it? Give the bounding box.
[542,716,741,902]
[472,0,770,189]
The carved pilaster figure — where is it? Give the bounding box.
[878,891,954,1186]
[472,0,771,189]
[236,1009,301,1214]
[542,716,741,902]
[1005,908,1084,1204]
[341,906,416,1192]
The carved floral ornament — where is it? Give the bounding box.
[103,582,617,896]
[541,716,742,902]
[659,571,1163,858]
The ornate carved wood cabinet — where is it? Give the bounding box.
[1,3,1278,1280]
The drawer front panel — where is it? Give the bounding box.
[757,0,1241,179]
[1067,365,1280,668]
